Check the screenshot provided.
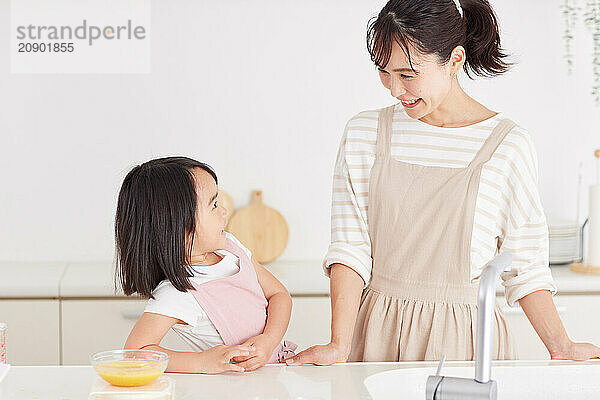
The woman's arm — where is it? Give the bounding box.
[286,114,373,365]
[494,129,600,359]
[329,263,364,357]
[519,290,600,360]
[286,263,364,365]
[125,312,252,373]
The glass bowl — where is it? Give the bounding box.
[90,349,169,387]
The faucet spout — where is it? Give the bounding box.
[426,253,513,400]
[475,252,513,383]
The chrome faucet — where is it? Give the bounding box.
[425,252,513,400]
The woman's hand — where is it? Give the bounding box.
[232,334,279,371]
[196,344,255,374]
[285,341,350,366]
[550,341,600,361]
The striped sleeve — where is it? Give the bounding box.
[322,114,374,286]
[498,128,557,307]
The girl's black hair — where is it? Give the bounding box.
[115,156,218,298]
[367,0,511,79]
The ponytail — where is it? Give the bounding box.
[462,0,512,78]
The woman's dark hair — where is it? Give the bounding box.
[115,156,218,298]
[367,0,511,78]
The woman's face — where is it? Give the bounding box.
[189,168,228,257]
[377,40,461,120]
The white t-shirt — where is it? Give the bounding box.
[144,233,253,352]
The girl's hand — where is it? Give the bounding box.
[232,334,278,371]
[197,344,255,373]
[285,341,350,366]
[550,341,600,361]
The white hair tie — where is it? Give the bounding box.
[453,0,463,17]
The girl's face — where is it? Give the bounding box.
[377,40,463,120]
[188,168,228,259]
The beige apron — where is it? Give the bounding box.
[349,105,517,362]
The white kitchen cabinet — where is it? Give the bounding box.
[286,296,331,352]
[61,299,191,365]
[58,294,600,364]
[555,295,600,346]
[0,300,60,365]
[61,296,332,364]
[499,294,600,360]
[286,295,600,360]
[5,259,600,366]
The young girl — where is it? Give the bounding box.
[115,156,296,373]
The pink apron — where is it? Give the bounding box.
[190,237,296,363]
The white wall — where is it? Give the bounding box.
[1,0,598,263]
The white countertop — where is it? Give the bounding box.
[538,266,600,294]
[1,260,600,298]
[51,261,600,297]
[58,260,330,297]
[60,261,121,297]
[0,262,66,298]
[2,360,599,400]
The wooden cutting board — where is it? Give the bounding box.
[570,262,600,275]
[226,190,288,264]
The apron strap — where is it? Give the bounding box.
[225,236,251,267]
[376,106,516,168]
[375,105,396,157]
[468,118,517,169]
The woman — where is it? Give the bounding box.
[287,0,600,364]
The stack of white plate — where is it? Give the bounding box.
[548,217,581,265]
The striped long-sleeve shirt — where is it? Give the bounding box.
[323,104,556,307]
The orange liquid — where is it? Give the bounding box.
[95,360,165,387]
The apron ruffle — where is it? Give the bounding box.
[349,287,516,362]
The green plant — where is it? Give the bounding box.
[561,0,579,74]
[583,1,600,103]
[562,0,600,105]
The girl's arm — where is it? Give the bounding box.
[231,257,293,371]
[285,263,363,365]
[519,290,600,360]
[253,256,293,345]
[124,312,253,373]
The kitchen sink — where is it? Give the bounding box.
[364,361,600,400]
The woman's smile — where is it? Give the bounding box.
[399,98,422,108]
